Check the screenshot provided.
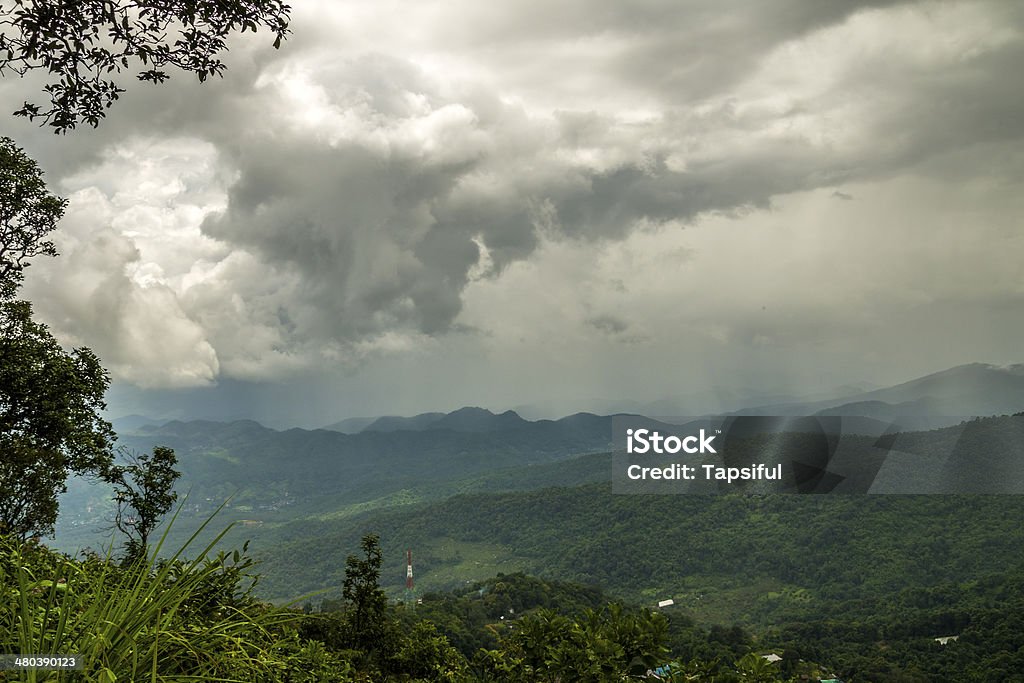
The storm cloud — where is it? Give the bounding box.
[6,0,1024,421]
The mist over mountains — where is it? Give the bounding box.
[323,408,526,435]
[111,362,1024,439]
[743,363,1024,422]
[305,362,1024,437]
[90,360,1024,530]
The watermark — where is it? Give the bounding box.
[0,655,83,671]
[626,428,718,454]
[611,414,1024,494]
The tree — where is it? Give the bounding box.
[343,533,389,650]
[390,620,467,682]
[0,437,63,540]
[111,445,180,561]
[0,0,291,132]
[733,652,785,682]
[0,299,115,538]
[0,1,291,542]
[490,605,672,682]
[0,140,112,539]
[0,137,65,300]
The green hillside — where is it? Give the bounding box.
[257,484,1024,622]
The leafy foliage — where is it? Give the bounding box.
[0,0,291,132]
[0,121,115,542]
[0,299,115,539]
[342,533,388,651]
[110,446,180,561]
[0,137,64,300]
[483,604,670,682]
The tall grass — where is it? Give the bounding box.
[0,504,316,682]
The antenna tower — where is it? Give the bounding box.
[405,549,416,608]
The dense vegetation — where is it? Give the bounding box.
[0,524,334,682]
[9,503,1024,680]
[3,527,826,682]
[764,563,1024,681]
[254,478,1024,611]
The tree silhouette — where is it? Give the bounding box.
[0,137,64,300]
[0,0,291,132]
[343,533,389,650]
[111,445,180,561]
[0,300,114,538]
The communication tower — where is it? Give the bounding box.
[405,549,415,608]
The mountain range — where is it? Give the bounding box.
[316,363,1024,435]
[113,362,1024,438]
[54,361,1024,625]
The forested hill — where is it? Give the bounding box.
[257,481,1024,623]
[74,412,1024,618]
[118,411,617,505]
[107,409,1024,511]
[56,412,1024,639]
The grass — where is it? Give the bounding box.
[0,504,314,682]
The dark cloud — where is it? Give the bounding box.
[587,314,629,335]
[8,0,1024,405]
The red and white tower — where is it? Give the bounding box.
[405,549,415,607]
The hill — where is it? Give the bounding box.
[733,363,1024,427]
[255,481,1024,627]
[55,412,1024,609]
[360,412,446,432]
[321,415,381,433]
[50,412,620,554]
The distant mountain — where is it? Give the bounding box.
[734,363,1024,426]
[846,363,1024,415]
[325,408,530,434]
[426,407,527,432]
[321,416,381,434]
[106,412,617,516]
[331,408,539,434]
[362,412,446,432]
[813,398,959,432]
[111,414,167,434]
[511,384,885,421]
[512,392,775,421]
[814,399,927,419]
[137,419,273,443]
[109,363,1024,504]
[512,398,650,421]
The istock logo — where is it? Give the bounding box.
[626,428,717,454]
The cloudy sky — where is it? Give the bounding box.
[6,0,1024,426]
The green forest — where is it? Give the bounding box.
[0,527,840,682]
[7,509,1024,681]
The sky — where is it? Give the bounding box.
[5,0,1024,427]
